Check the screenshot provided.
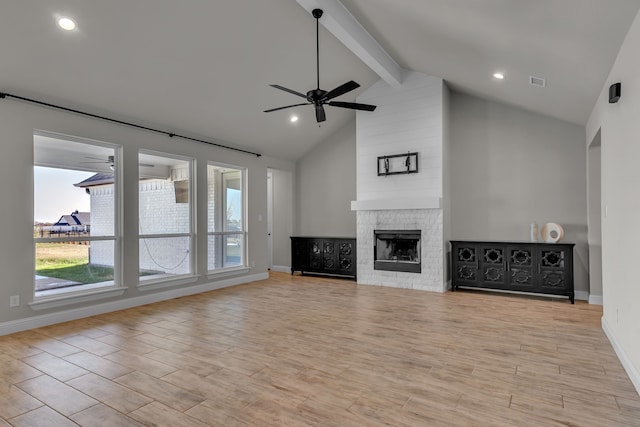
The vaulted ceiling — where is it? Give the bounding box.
[2,0,639,160]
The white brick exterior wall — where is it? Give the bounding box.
[89,178,191,275]
[138,179,190,274]
[89,186,114,267]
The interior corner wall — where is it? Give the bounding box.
[586,9,640,395]
[449,92,589,296]
[294,120,357,237]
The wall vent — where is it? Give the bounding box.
[529,76,546,88]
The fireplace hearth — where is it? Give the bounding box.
[374,230,421,273]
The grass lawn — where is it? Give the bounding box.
[36,242,114,284]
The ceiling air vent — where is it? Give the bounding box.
[529,75,546,88]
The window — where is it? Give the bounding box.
[139,151,194,282]
[208,163,246,271]
[34,131,120,299]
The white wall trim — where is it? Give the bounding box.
[602,316,640,396]
[269,265,291,273]
[589,294,603,305]
[575,290,589,301]
[29,287,127,311]
[0,272,268,337]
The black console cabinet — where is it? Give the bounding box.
[450,241,575,303]
[291,237,356,279]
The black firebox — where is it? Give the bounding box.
[374,230,421,273]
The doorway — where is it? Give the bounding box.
[266,168,294,272]
[587,129,603,304]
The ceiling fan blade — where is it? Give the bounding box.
[323,80,360,101]
[327,101,377,111]
[269,85,307,99]
[264,103,309,113]
[315,104,326,122]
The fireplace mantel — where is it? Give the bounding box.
[351,197,441,211]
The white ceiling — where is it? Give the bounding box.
[2,1,639,161]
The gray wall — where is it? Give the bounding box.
[0,99,293,330]
[295,121,356,237]
[586,9,640,392]
[450,92,589,295]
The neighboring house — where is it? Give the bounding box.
[47,210,90,233]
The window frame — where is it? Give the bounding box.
[207,162,247,273]
[32,130,123,304]
[137,149,196,287]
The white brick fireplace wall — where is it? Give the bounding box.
[353,71,448,292]
[357,208,443,291]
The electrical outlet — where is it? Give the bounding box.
[9,295,20,308]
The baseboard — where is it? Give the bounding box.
[589,294,603,305]
[602,316,640,396]
[269,265,290,273]
[0,272,268,336]
[574,290,589,301]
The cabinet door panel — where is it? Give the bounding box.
[322,240,338,272]
[480,246,506,286]
[506,246,535,289]
[308,240,323,271]
[536,247,570,292]
[338,241,355,274]
[453,245,480,285]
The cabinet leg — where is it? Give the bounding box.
[569,293,575,304]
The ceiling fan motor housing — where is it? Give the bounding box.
[307,89,327,103]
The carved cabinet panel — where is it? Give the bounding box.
[451,241,574,303]
[291,237,356,279]
[454,246,480,285]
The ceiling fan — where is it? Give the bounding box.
[264,8,376,123]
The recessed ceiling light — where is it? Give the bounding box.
[493,72,505,80]
[290,115,299,123]
[57,17,77,31]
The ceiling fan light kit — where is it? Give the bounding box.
[264,8,377,123]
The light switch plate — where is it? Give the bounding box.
[9,295,20,307]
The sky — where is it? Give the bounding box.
[34,167,93,223]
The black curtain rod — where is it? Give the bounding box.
[0,92,262,157]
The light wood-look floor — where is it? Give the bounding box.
[1,272,639,426]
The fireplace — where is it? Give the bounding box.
[374,230,421,273]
